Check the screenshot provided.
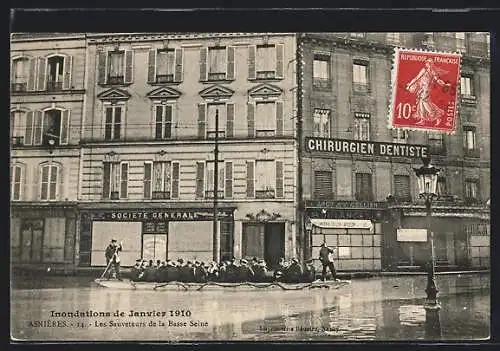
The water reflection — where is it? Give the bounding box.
[11,274,490,341]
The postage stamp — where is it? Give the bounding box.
[389,48,462,134]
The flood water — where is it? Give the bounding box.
[11,273,490,341]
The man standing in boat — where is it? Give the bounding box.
[319,242,339,281]
[104,239,123,280]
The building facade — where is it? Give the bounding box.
[299,32,490,272]
[77,33,298,268]
[10,34,86,267]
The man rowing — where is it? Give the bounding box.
[104,239,123,280]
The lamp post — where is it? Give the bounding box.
[413,157,442,339]
[213,108,220,262]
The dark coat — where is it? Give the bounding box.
[194,266,207,283]
[236,265,255,282]
[282,263,303,283]
[179,266,195,282]
[166,265,179,282]
[301,265,316,283]
[319,246,334,264]
[105,244,122,262]
[130,266,142,281]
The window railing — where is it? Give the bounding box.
[256,71,276,79]
[353,82,369,93]
[46,81,63,91]
[107,75,124,85]
[313,77,332,90]
[11,82,27,93]
[152,191,171,200]
[11,136,24,146]
[207,131,226,139]
[208,72,226,81]
[464,148,480,158]
[464,197,481,206]
[205,190,224,199]
[461,95,477,105]
[110,191,120,200]
[156,74,174,83]
[255,130,275,137]
[354,192,374,201]
[255,188,276,199]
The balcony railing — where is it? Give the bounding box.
[107,76,124,85]
[461,95,477,106]
[207,131,226,139]
[353,82,369,93]
[110,191,120,200]
[11,82,27,93]
[255,188,276,199]
[11,136,24,146]
[152,191,171,200]
[46,81,63,92]
[464,197,481,206]
[207,72,226,81]
[464,148,480,158]
[255,130,275,137]
[156,74,174,84]
[313,77,331,90]
[256,71,276,79]
[354,192,374,202]
[205,190,224,199]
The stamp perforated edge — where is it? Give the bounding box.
[387,46,463,136]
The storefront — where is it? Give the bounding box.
[10,203,78,266]
[78,205,235,267]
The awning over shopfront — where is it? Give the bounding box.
[310,219,372,229]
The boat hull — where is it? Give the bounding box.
[94,279,351,291]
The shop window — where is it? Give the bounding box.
[314,171,333,200]
[313,55,331,90]
[313,108,331,138]
[154,104,173,140]
[256,45,277,79]
[104,105,123,140]
[394,175,411,202]
[46,55,65,91]
[102,162,128,200]
[353,112,370,141]
[39,163,61,201]
[355,173,373,201]
[20,219,44,263]
[353,61,369,92]
[11,57,29,92]
[11,163,25,201]
[144,161,179,199]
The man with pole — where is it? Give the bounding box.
[103,239,123,280]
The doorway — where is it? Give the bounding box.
[264,223,285,269]
[20,219,44,263]
[142,221,168,262]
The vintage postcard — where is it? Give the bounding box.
[10,31,490,342]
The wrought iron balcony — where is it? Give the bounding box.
[207,72,226,81]
[152,191,171,200]
[46,81,63,91]
[11,82,27,93]
[107,75,125,85]
[110,191,120,200]
[255,188,276,199]
[11,136,24,146]
[461,95,477,106]
[156,74,174,83]
[313,77,332,90]
[353,82,369,94]
[256,71,276,79]
[205,190,224,199]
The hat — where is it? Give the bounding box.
[178,259,184,264]
[240,259,248,264]
[187,260,192,265]
[252,257,258,261]
[111,239,117,242]
[292,258,299,263]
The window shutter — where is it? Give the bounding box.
[226,46,235,80]
[60,109,70,145]
[394,175,410,200]
[27,58,37,91]
[226,103,234,138]
[225,162,233,198]
[164,105,173,139]
[144,163,152,198]
[120,163,128,198]
[196,162,205,199]
[172,162,180,199]
[97,51,107,85]
[314,171,333,200]
[33,111,43,145]
[155,105,163,139]
[200,48,208,81]
[174,48,183,82]
[37,57,46,91]
[25,111,34,145]
[248,45,256,80]
[198,103,206,139]
[124,50,134,83]
[276,161,284,198]
[63,55,72,90]
[55,165,62,200]
[276,101,284,136]
[102,163,111,198]
[276,44,284,78]
[246,161,255,198]
[247,103,255,138]
[147,49,156,83]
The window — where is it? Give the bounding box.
[428,133,446,154]
[463,127,477,150]
[456,33,466,52]
[313,108,331,138]
[207,104,226,139]
[392,129,409,144]
[154,105,173,139]
[206,161,225,199]
[11,58,29,92]
[461,76,474,96]
[156,49,175,83]
[255,160,276,199]
[465,179,479,199]
[208,47,226,81]
[102,162,128,199]
[11,164,24,201]
[11,110,28,145]
[144,162,179,199]
[353,61,368,92]
[394,175,411,201]
[39,163,60,201]
[46,56,65,91]
[256,45,277,79]
[355,173,373,201]
[437,177,447,196]
[313,55,331,89]
[314,171,333,200]
[255,102,276,137]
[354,112,370,141]
[104,105,122,140]
[42,109,61,146]
[108,51,125,84]
[387,33,400,44]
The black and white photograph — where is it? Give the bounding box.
[10,29,491,341]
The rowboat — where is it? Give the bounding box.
[94,279,351,291]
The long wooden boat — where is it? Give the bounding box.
[94,278,351,291]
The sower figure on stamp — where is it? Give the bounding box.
[319,242,339,282]
[104,239,123,280]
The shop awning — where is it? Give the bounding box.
[310,219,372,229]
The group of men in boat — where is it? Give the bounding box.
[104,239,339,284]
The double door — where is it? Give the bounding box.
[142,222,167,262]
[20,219,44,262]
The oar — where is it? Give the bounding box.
[99,244,119,279]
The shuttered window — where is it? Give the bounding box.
[40,163,60,201]
[225,162,233,198]
[102,162,128,199]
[355,173,373,201]
[11,164,24,201]
[314,171,333,200]
[97,49,133,85]
[276,161,284,198]
[394,175,411,201]
[154,105,173,139]
[246,161,255,198]
[104,106,122,141]
[195,162,204,199]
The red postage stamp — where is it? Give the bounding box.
[389,48,461,134]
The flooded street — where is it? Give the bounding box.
[11,273,490,341]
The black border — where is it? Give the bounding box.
[8,6,499,351]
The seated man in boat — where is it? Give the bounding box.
[193,261,207,283]
[236,259,255,282]
[165,260,179,282]
[130,259,143,281]
[252,259,272,282]
[207,261,219,281]
[224,258,239,283]
[281,258,303,283]
[104,239,123,280]
[156,261,168,282]
[179,260,195,282]
[301,259,316,283]
[273,257,289,281]
[143,260,158,282]
[218,261,228,282]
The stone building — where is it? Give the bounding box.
[298,32,490,272]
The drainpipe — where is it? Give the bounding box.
[296,34,305,262]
